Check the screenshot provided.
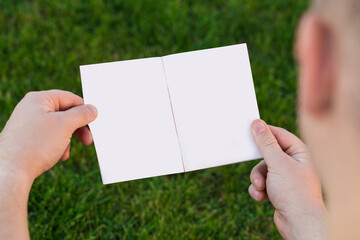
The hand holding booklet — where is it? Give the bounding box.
[80,43,261,184]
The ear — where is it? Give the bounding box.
[296,13,336,118]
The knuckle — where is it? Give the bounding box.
[24,91,48,104]
[250,167,255,176]
[262,136,278,148]
[248,185,253,194]
[80,107,91,121]
[248,185,259,200]
[49,89,60,93]
[250,167,257,179]
[24,91,37,100]
[73,107,91,127]
[48,89,62,96]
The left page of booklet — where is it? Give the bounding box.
[80,57,184,184]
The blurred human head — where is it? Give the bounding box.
[296,0,360,198]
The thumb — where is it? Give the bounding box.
[251,119,286,167]
[62,104,98,132]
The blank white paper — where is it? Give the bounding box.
[80,58,184,184]
[80,43,261,184]
[163,44,261,172]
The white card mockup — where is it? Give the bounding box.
[80,43,261,184]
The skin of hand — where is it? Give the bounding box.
[248,119,327,240]
[0,90,97,240]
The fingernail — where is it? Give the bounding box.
[86,105,98,117]
[253,120,266,134]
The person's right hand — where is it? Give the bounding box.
[249,119,326,240]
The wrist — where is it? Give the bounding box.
[0,160,34,198]
[289,204,327,240]
[276,202,327,240]
[0,159,32,240]
[0,136,35,191]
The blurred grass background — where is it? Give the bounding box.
[0,0,308,239]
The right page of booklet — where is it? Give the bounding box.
[162,44,262,172]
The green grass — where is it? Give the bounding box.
[0,0,308,239]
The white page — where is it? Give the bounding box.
[163,44,261,172]
[80,58,184,184]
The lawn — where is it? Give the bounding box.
[0,0,308,239]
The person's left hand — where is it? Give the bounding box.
[0,90,98,183]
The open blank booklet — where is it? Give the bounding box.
[80,43,261,184]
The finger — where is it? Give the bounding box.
[268,126,308,160]
[248,184,267,202]
[60,104,98,132]
[60,143,71,161]
[74,126,94,146]
[250,160,267,191]
[264,193,269,201]
[251,119,287,167]
[42,90,84,112]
